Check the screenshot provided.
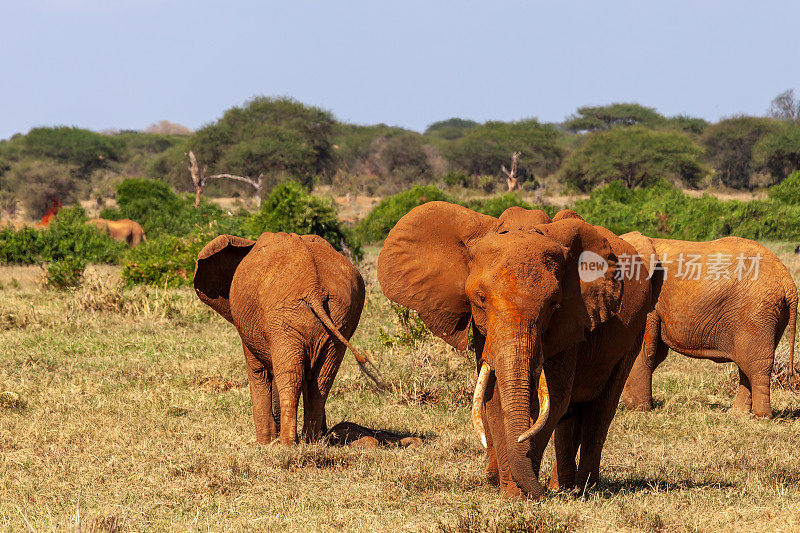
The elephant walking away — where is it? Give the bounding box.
[378,204,652,499]
[88,218,146,247]
[194,232,382,445]
[620,232,797,417]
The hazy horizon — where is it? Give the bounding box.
[2,0,799,139]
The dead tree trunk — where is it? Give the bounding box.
[501,152,522,192]
[187,151,264,208]
[187,151,207,209]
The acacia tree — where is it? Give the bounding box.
[564,103,665,132]
[189,96,336,192]
[561,126,706,191]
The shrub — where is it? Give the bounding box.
[768,170,800,205]
[45,257,86,290]
[356,185,455,243]
[561,126,706,191]
[441,171,470,188]
[22,126,122,171]
[574,180,800,241]
[464,193,556,218]
[245,181,360,257]
[0,226,44,264]
[41,206,126,263]
[121,234,204,287]
[4,160,80,219]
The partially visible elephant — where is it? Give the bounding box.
[620,232,797,417]
[194,232,380,445]
[378,203,651,499]
[88,218,146,247]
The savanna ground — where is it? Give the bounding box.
[1,244,799,532]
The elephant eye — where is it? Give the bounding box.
[475,291,487,304]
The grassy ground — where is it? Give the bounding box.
[1,246,799,532]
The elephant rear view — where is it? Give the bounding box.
[88,218,146,247]
[620,232,797,417]
[194,232,380,445]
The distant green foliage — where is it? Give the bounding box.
[752,127,800,181]
[424,118,479,140]
[767,170,800,204]
[101,178,237,238]
[380,132,431,179]
[0,226,44,264]
[564,103,665,132]
[190,96,336,189]
[574,180,800,241]
[40,206,126,263]
[445,119,564,181]
[44,257,86,290]
[0,206,124,265]
[3,160,79,219]
[700,116,784,189]
[356,185,454,242]
[464,193,556,218]
[664,115,710,136]
[561,126,706,191]
[245,181,360,257]
[121,234,203,287]
[21,127,122,171]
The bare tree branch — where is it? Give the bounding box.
[501,151,522,191]
[187,151,264,209]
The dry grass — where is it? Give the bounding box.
[0,246,799,532]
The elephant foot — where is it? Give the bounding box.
[486,461,500,486]
[499,481,528,501]
[547,474,576,493]
[621,395,653,411]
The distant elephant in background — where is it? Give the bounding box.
[88,218,146,247]
[194,232,381,445]
[620,232,797,417]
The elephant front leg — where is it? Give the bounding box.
[243,344,278,444]
[548,412,581,492]
[621,313,664,411]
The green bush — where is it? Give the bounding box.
[464,193,556,218]
[0,226,44,264]
[121,234,204,287]
[752,127,800,181]
[244,181,360,257]
[356,185,455,243]
[0,206,124,265]
[41,206,126,263]
[574,180,800,241]
[22,127,122,171]
[45,257,86,290]
[102,178,245,238]
[768,170,800,204]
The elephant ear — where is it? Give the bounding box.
[377,201,497,350]
[194,234,256,323]
[537,218,622,334]
[497,206,552,232]
[619,231,658,279]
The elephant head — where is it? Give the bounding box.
[377,202,622,497]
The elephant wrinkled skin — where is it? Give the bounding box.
[620,232,797,417]
[88,218,146,247]
[194,232,375,445]
[377,203,651,499]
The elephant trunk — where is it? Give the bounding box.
[495,334,546,499]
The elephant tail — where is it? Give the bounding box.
[306,298,386,392]
[787,282,797,387]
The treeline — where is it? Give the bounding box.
[2,92,800,220]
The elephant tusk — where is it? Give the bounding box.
[472,362,491,448]
[517,370,550,444]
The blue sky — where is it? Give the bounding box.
[1,0,799,139]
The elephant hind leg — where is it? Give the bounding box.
[272,343,305,446]
[622,312,666,411]
[244,344,278,444]
[301,339,347,442]
[731,367,753,414]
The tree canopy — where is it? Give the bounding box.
[563,103,665,132]
[561,126,706,191]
